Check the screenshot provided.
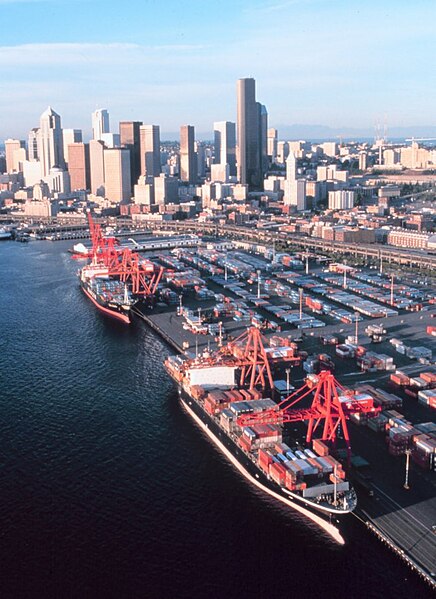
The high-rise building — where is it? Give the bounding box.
[195,141,206,179]
[28,129,39,161]
[5,139,25,173]
[63,129,82,165]
[119,121,142,188]
[68,143,90,191]
[284,151,306,211]
[154,174,179,205]
[213,121,236,177]
[180,125,197,184]
[103,148,131,203]
[276,141,289,164]
[37,107,64,177]
[267,128,278,163]
[89,139,105,196]
[139,125,161,178]
[236,77,263,189]
[92,109,110,141]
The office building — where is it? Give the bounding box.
[276,141,289,164]
[92,109,110,141]
[236,77,263,189]
[119,120,142,188]
[259,104,268,175]
[68,142,90,191]
[213,121,236,176]
[28,128,40,162]
[267,128,277,163]
[284,151,306,211]
[5,139,25,173]
[103,148,131,203]
[195,141,206,179]
[154,174,179,205]
[89,139,105,196]
[139,125,161,178]
[358,152,367,171]
[38,106,64,177]
[180,125,197,184]
[63,129,82,165]
[100,133,120,148]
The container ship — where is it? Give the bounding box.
[164,328,379,542]
[79,264,137,324]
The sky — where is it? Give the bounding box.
[0,0,435,140]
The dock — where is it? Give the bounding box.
[132,300,436,589]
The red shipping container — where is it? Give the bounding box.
[313,439,329,456]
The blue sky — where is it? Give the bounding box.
[0,0,435,139]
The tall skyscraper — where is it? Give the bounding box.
[38,107,64,177]
[92,109,110,141]
[5,139,25,173]
[119,121,142,188]
[89,139,105,196]
[180,125,197,184]
[139,125,161,178]
[63,129,82,165]
[68,142,90,191]
[236,78,263,189]
[103,148,131,203]
[213,121,236,176]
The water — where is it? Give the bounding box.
[0,240,432,599]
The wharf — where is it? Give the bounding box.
[134,303,436,589]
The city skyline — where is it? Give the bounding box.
[1,0,435,139]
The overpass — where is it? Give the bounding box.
[2,214,435,269]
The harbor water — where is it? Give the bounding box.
[0,240,432,598]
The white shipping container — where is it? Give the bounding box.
[188,365,236,388]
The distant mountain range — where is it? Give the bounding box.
[161,124,436,143]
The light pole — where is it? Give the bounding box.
[355,311,359,345]
[404,449,411,490]
[286,368,291,393]
[257,269,261,299]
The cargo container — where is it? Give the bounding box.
[313,439,329,456]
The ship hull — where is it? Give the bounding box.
[177,385,349,543]
[81,281,131,324]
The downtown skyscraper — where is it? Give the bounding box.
[38,107,64,177]
[180,125,197,184]
[236,78,267,190]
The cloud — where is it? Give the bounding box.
[0,42,206,67]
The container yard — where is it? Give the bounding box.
[76,235,436,588]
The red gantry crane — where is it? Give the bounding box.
[237,370,380,464]
[80,212,164,301]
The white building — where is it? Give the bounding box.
[213,121,236,177]
[328,190,355,210]
[92,109,110,141]
[37,107,64,177]
[283,151,306,211]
